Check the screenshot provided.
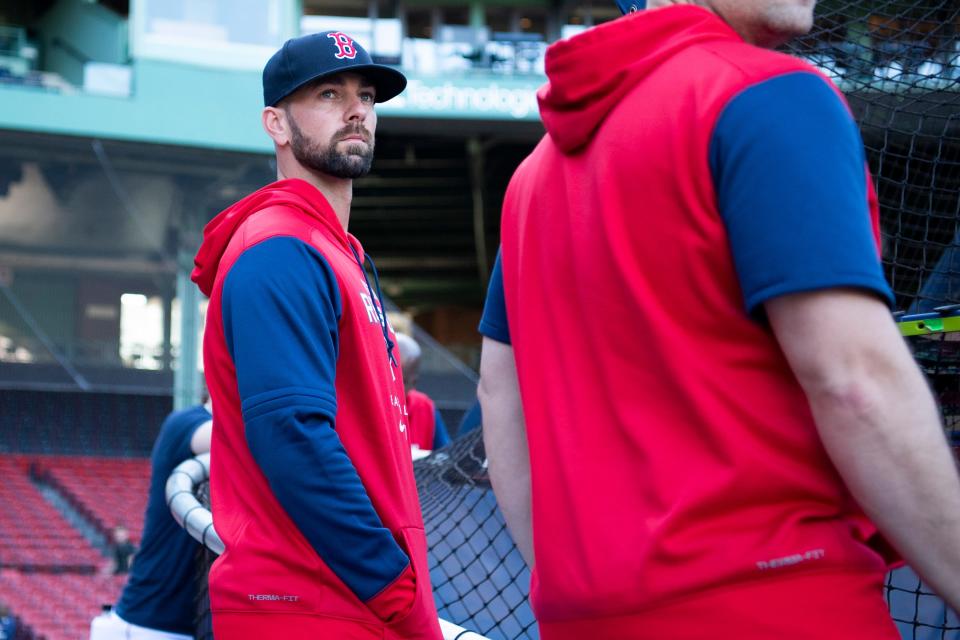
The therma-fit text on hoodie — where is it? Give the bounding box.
[481,6,900,640]
[192,178,441,640]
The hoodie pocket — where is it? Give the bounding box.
[385,527,443,640]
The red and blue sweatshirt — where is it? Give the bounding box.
[193,178,442,640]
[482,6,900,639]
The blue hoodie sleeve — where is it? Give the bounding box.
[709,71,893,317]
[221,236,409,603]
[479,249,511,344]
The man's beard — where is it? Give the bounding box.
[288,114,375,179]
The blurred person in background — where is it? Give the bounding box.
[396,332,451,457]
[191,30,442,640]
[457,399,482,435]
[105,524,136,576]
[89,402,212,640]
[0,603,15,640]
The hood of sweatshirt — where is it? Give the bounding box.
[192,178,358,296]
[538,5,739,153]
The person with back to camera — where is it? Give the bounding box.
[191,30,442,640]
[395,332,451,457]
[477,1,960,638]
[89,401,212,640]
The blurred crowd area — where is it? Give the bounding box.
[0,2,958,96]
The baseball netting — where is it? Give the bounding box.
[786,5,960,633]
[783,1,960,312]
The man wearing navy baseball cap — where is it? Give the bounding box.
[261,30,406,182]
[192,31,443,640]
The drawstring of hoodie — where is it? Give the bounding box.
[350,245,398,368]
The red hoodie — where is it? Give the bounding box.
[193,179,442,640]
[498,6,898,640]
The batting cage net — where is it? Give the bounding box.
[788,6,960,633]
[782,1,960,312]
[182,3,960,640]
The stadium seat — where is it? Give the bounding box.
[0,455,100,572]
[0,570,125,640]
[34,456,150,543]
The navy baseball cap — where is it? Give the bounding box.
[263,31,407,107]
[615,0,646,14]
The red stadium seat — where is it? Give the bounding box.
[0,570,126,640]
[30,455,151,543]
[0,453,154,638]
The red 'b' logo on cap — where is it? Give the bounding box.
[327,32,358,60]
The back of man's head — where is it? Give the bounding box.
[396,333,421,388]
[112,525,129,543]
[396,333,421,366]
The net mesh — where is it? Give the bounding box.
[190,3,959,639]
[885,331,960,638]
[782,1,960,312]
[415,433,535,639]
[788,4,960,632]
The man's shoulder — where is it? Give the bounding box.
[235,206,335,251]
[223,210,353,287]
[662,39,842,129]
[506,136,555,195]
[159,406,210,436]
[154,406,210,466]
[696,40,823,90]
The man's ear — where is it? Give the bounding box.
[262,106,291,147]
